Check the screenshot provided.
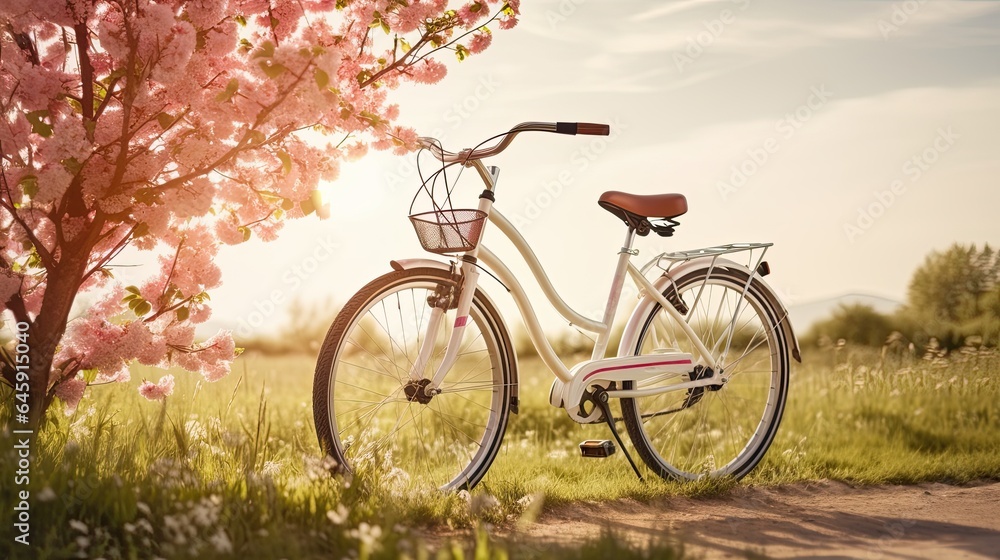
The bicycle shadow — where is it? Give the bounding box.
[659,510,1000,559]
[514,483,1000,559]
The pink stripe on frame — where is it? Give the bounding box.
[582,359,692,382]
[454,316,468,327]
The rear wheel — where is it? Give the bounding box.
[313,267,514,491]
[621,268,790,480]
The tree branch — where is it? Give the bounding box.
[74,23,95,138]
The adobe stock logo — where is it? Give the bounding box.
[843,127,959,243]
[877,0,928,41]
[717,85,834,202]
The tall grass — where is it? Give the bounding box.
[1,343,998,558]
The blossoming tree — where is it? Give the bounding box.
[0,0,519,427]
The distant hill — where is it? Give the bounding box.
[787,293,904,332]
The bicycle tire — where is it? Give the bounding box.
[620,267,790,480]
[313,267,515,491]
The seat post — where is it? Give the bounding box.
[591,227,638,360]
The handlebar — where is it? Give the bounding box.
[418,121,610,164]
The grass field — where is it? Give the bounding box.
[1,343,998,559]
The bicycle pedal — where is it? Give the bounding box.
[579,439,616,458]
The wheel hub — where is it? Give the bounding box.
[683,365,723,408]
[404,378,434,404]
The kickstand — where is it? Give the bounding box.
[590,387,644,482]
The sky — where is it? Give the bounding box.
[120,0,1000,341]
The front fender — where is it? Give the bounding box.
[619,258,801,362]
[389,258,520,412]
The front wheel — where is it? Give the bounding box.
[621,267,791,480]
[313,267,515,491]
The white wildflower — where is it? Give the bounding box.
[348,522,382,551]
[37,487,56,502]
[326,504,349,525]
[209,529,233,553]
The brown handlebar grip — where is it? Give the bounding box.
[577,122,610,136]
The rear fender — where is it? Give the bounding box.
[619,258,801,362]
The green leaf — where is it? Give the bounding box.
[82,368,99,384]
[128,297,142,310]
[259,60,286,79]
[300,197,315,216]
[369,11,383,29]
[380,19,390,34]
[156,112,176,129]
[247,130,266,145]
[277,150,292,174]
[314,68,330,90]
[216,78,239,102]
[134,300,152,317]
[238,38,253,53]
[62,157,83,176]
[125,285,141,295]
[235,14,247,26]
[253,41,276,60]
[123,293,139,303]
[359,110,385,128]
[238,226,252,242]
[18,175,38,198]
[176,306,190,321]
[281,198,295,211]
[455,44,470,62]
[26,110,53,137]
[258,190,282,203]
[398,38,411,53]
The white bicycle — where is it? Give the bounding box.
[313,122,801,490]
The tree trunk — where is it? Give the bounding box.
[24,251,92,432]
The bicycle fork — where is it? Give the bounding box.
[407,257,482,397]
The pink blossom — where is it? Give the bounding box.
[174,332,236,382]
[390,126,419,155]
[343,143,369,161]
[394,3,431,34]
[1,0,518,411]
[54,376,87,416]
[498,16,518,30]
[457,2,487,26]
[467,32,492,55]
[138,374,175,401]
[411,60,447,84]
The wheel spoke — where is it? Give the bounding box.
[623,270,788,481]
[315,271,510,491]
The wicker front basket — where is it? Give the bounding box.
[409,209,487,254]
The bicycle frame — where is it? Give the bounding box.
[407,158,728,422]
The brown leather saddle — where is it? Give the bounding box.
[598,191,687,237]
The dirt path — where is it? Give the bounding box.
[512,481,1000,559]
